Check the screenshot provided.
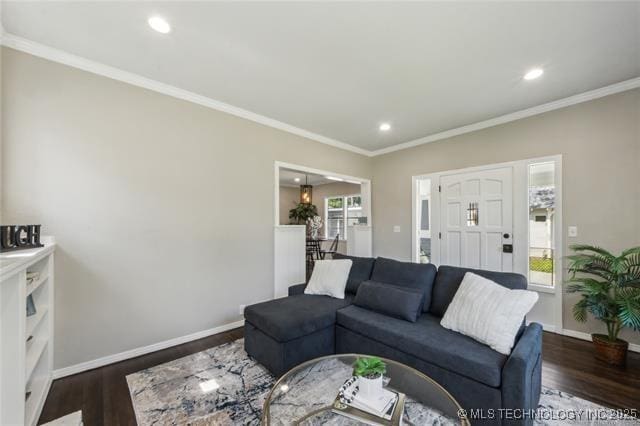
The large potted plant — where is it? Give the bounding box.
[288,203,318,225]
[566,244,640,366]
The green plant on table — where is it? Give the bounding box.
[353,356,387,379]
[566,244,640,342]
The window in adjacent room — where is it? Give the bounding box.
[325,195,362,240]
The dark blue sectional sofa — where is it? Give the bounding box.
[244,255,542,425]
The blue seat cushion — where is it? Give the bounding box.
[370,257,437,312]
[332,253,375,294]
[336,305,507,387]
[244,294,354,342]
[430,265,528,317]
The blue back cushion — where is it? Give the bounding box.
[354,281,424,322]
[332,253,375,294]
[370,257,437,312]
[430,265,528,317]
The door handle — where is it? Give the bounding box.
[502,244,513,253]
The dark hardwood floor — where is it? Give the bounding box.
[39,329,639,425]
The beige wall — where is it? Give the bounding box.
[0,47,372,369]
[2,45,639,366]
[279,186,299,225]
[372,88,640,344]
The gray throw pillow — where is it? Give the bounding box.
[354,280,424,322]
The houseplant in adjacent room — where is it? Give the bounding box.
[288,203,318,225]
[566,244,640,366]
[353,356,386,398]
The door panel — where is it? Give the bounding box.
[465,231,481,269]
[440,167,513,272]
[446,231,461,266]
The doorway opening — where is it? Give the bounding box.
[274,162,371,298]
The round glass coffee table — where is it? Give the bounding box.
[262,354,468,425]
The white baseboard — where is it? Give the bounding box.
[52,319,245,379]
[560,328,640,353]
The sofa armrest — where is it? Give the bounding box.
[288,283,307,296]
[501,322,543,426]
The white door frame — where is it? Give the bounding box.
[412,155,563,331]
[273,161,372,297]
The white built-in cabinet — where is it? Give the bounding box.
[1,241,55,426]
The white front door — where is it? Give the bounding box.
[439,167,513,272]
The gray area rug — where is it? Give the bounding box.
[127,339,639,425]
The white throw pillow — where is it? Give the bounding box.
[304,259,353,299]
[440,272,538,355]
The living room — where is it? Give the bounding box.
[0,2,638,425]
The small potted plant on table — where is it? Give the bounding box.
[353,356,386,398]
[566,244,640,366]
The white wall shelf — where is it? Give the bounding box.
[1,240,56,426]
[26,306,49,340]
[26,275,49,297]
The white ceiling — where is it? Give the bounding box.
[279,168,359,187]
[2,2,639,153]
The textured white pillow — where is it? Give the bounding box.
[440,272,538,355]
[304,259,353,299]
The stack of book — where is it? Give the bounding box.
[332,376,405,425]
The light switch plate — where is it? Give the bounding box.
[568,226,578,237]
[393,225,401,233]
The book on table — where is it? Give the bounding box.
[332,377,405,426]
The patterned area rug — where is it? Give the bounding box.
[127,339,639,425]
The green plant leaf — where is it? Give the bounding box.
[353,356,386,377]
[565,244,640,336]
[616,288,640,331]
[573,299,587,322]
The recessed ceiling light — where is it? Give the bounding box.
[148,16,171,34]
[379,123,391,132]
[325,176,344,182]
[294,177,301,183]
[523,68,544,81]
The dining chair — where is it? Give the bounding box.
[320,234,340,259]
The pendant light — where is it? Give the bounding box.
[300,175,313,205]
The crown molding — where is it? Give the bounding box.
[0,32,372,157]
[371,76,640,156]
[2,32,638,158]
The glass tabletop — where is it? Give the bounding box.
[262,354,468,426]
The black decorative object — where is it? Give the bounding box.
[26,294,37,317]
[0,225,44,252]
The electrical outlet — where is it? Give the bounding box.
[393,225,401,233]
[568,226,578,238]
[239,304,246,315]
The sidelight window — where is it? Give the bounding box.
[528,162,556,287]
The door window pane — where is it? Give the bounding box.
[528,162,555,286]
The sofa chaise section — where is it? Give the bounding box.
[244,292,353,377]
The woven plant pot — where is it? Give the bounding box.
[592,334,628,367]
